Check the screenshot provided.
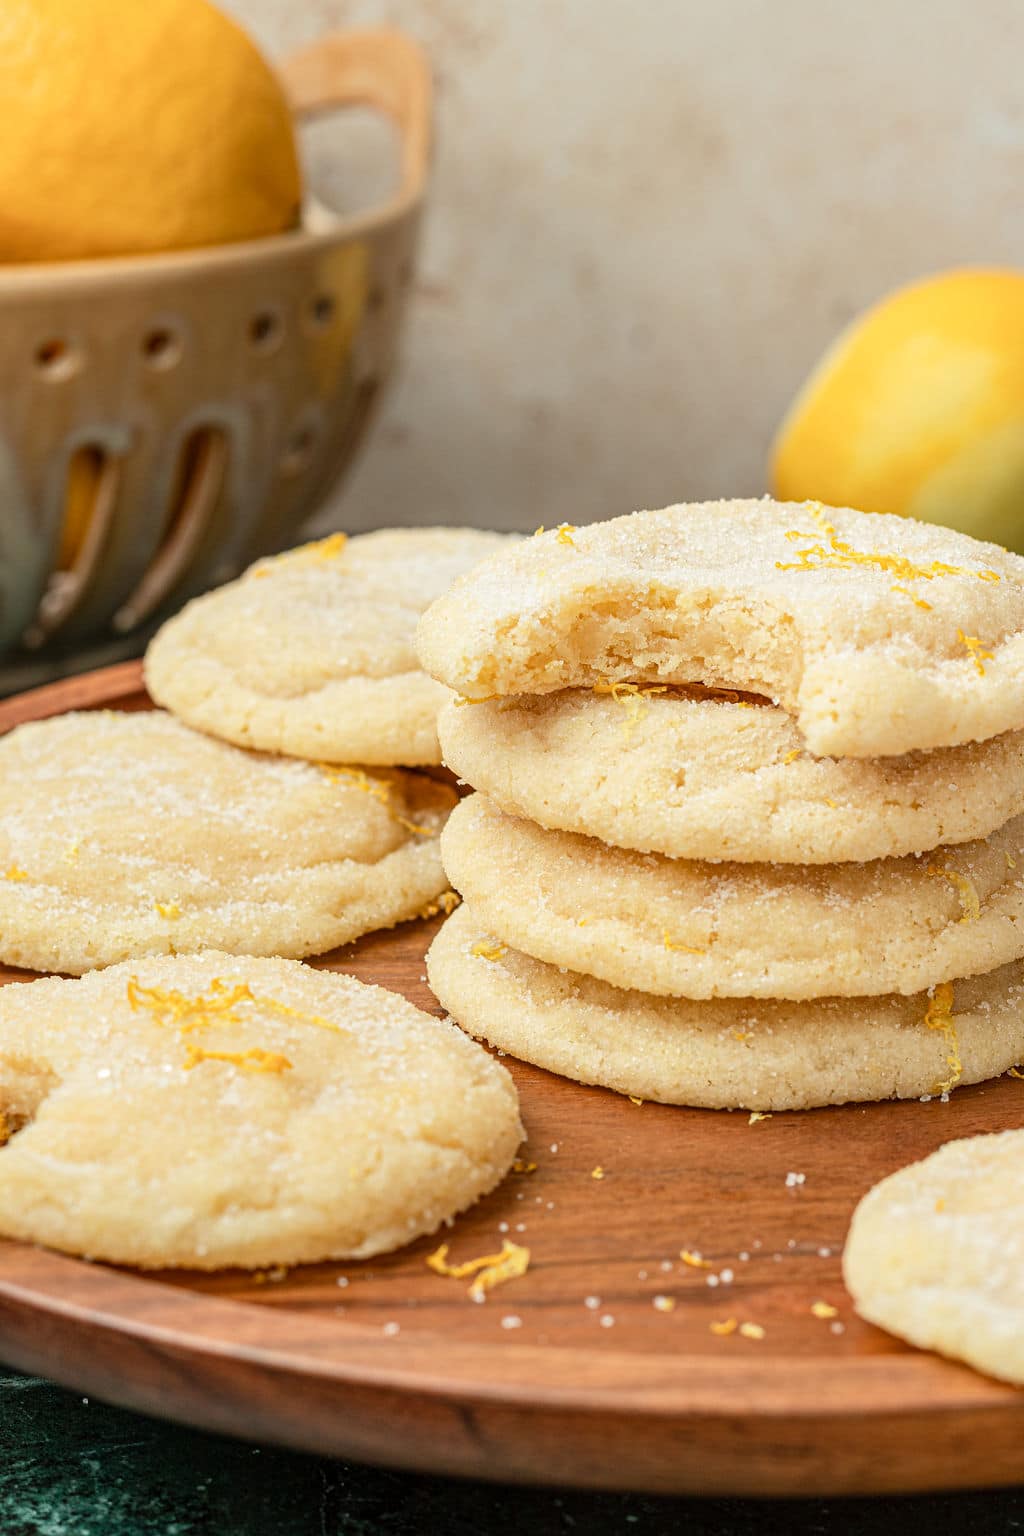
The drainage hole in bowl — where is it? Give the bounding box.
[280,424,318,476]
[250,310,283,352]
[34,337,82,381]
[142,326,183,370]
[309,293,335,328]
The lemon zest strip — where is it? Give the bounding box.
[891,584,933,611]
[927,866,981,922]
[184,1045,292,1074]
[663,929,706,955]
[471,939,507,962]
[592,680,667,742]
[957,629,994,676]
[923,981,962,1094]
[777,508,999,585]
[417,890,461,920]
[427,1239,530,1300]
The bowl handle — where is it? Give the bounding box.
[280,28,433,205]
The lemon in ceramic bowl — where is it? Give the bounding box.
[0,0,302,262]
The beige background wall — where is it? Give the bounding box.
[228,0,1024,534]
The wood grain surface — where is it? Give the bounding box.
[0,662,1023,1496]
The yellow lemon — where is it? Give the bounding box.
[0,0,302,262]
[771,269,1024,552]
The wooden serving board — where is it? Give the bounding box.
[1,661,1023,1497]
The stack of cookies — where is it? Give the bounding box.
[419,498,1024,1111]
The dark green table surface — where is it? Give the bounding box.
[3,1369,1023,1535]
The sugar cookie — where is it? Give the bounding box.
[441,795,1024,999]
[146,527,515,766]
[427,905,1024,1110]
[0,711,452,974]
[844,1130,1024,1386]
[417,500,1024,758]
[438,688,1024,863]
[0,952,522,1268]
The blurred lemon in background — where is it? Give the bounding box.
[0,0,302,262]
[771,269,1024,551]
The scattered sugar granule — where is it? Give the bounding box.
[501,1315,523,1330]
[584,1295,601,1310]
[335,1276,349,1288]
[652,1295,676,1313]
[382,1322,400,1337]
[591,1166,605,1180]
[719,1268,734,1284]
[599,1314,616,1328]
[738,1251,750,1262]
[811,1301,838,1319]
[739,1322,766,1340]
[830,1321,846,1336]
[817,1247,832,1258]
[785,1171,806,1187]
[549,1143,559,1153]
[706,1274,720,1288]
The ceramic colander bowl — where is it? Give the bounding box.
[0,27,431,691]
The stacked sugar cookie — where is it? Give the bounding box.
[419,498,1024,1111]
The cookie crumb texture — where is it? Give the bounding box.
[441,794,1024,999]
[0,711,453,974]
[843,1130,1024,1386]
[427,905,1024,1111]
[146,527,516,766]
[417,500,1024,758]
[438,689,1024,863]
[0,952,522,1268]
